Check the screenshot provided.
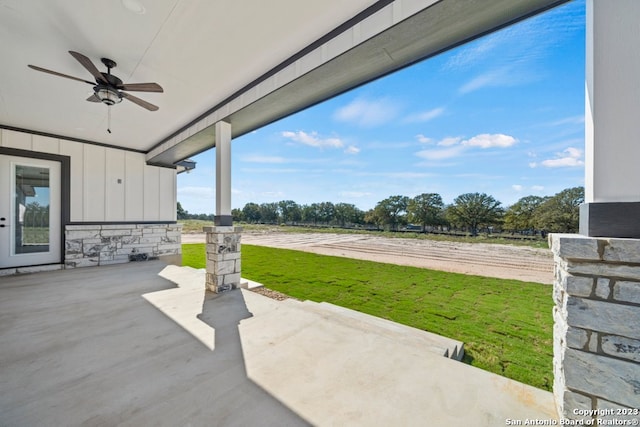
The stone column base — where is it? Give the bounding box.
[551,234,640,422]
[204,226,242,293]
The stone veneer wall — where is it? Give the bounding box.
[551,234,640,423]
[65,223,182,268]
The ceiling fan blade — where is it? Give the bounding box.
[28,64,95,85]
[119,82,163,93]
[86,94,101,102]
[69,51,108,84]
[121,92,158,111]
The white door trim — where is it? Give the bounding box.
[0,154,61,268]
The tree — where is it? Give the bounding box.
[176,202,189,220]
[278,200,301,224]
[407,193,444,232]
[318,202,335,225]
[503,195,548,232]
[364,208,384,230]
[447,192,503,236]
[23,201,49,228]
[373,195,410,231]
[231,208,244,222]
[334,203,362,227]
[535,186,584,233]
[301,203,320,225]
[352,206,365,226]
[242,202,261,223]
[258,202,279,224]
[289,204,302,224]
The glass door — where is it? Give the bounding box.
[0,155,61,268]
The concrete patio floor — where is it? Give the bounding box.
[0,261,559,426]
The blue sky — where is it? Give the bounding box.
[178,0,585,214]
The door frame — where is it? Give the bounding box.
[0,147,70,267]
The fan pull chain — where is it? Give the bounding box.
[107,105,112,134]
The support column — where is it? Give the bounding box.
[581,0,640,238]
[551,234,640,423]
[554,1,640,420]
[205,120,241,293]
[215,120,232,227]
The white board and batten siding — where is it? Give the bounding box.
[0,129,177,222]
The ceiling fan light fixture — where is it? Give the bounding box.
[95,87,122,106]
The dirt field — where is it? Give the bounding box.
[182,231,554,284]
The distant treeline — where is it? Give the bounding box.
[178,186,584,236]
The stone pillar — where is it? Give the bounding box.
[204,226,242,293]
[551,234,640,423]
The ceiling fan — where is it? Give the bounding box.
[28,51,163,112]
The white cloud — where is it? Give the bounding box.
[333,98,400,127]
[281,130,343,148]
[415,135,461,146]
[541,147,584,168]
[438,137,463,147]
[532,185,545,191]
[462,134,518,148]
[458,67,519,94]
[344,146,360,155]
[512,185,524,192]
[416,134,432,144]
[565,147,582,158]
[471,67,543,93]
[404,107,445,123]
[414,133,517,162]
[415,145,465,161]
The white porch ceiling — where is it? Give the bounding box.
[0,0,379,151]
[0,0,569,166]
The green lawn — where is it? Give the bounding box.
[22,227,49,244]
[182,243,553,390]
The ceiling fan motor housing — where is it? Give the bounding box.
[95,64,125,105]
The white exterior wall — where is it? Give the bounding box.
[0,128,176,222]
